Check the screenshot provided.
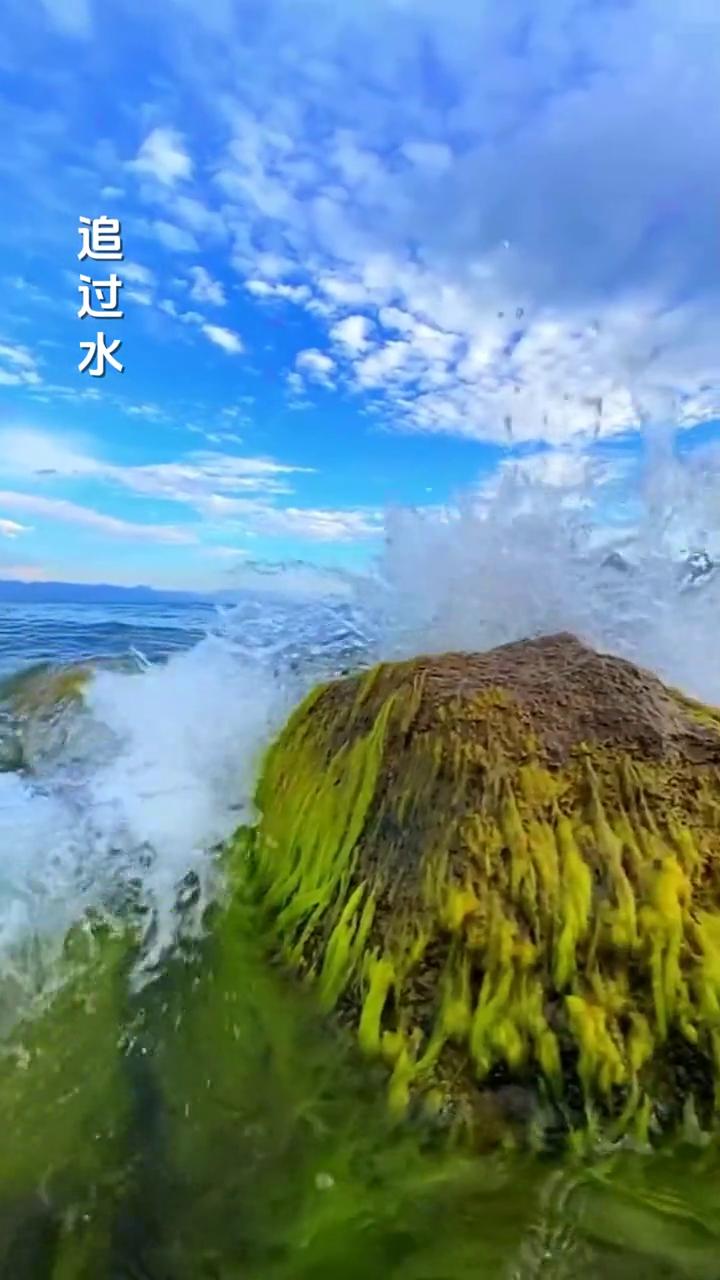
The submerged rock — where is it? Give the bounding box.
[0,663,92,773]
[0,726,23,772]
[240,631,720,1146]
[0,662,92,716]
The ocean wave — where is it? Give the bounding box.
[2,441,720,1015]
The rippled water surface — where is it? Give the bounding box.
[0,601,217,675]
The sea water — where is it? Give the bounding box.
[2,446,720,1276]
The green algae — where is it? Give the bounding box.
[0,663,92,718]
[249,676,399,982]
[243,646,720,1143]
[3,875,720,1276]
[0,921,136,1275]
[6,635,720,1271]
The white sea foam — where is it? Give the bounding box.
[2,434,720,1008]
[0,636,291,1002]
[367,438,720,705]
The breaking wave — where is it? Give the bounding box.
[2,434,720,1008]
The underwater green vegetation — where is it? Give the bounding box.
[4,887,720,1279]
[5,634,720,1277]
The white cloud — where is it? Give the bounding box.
[0,518,30,538]
[4,276,53,309]
[0,342,41,388]
[330,314,371,353]
[401,141,452,174]
[171,196,225,238]
[332,130,386,187]
[166,0,720,445]
[0,427,308,506]
[199,497,381,541]
[124,403,168,421]
[188,265,226,306]
[0,492,195,544]
[245,279,311,304]
[201,323,244,354]
[250,253,298,280]
[257,505,380,541]
[147,293,246,358]
[123,262,155,287]
[0,428,99,478]
[129,127,193,186]
[150,220,198,253]
[158,298,204,324]
[296,348,335,386]
[354,340,413,388]
[13,0,720,455]
[317,276,371,306]
[0,426,375,548]
[203,544,250,559]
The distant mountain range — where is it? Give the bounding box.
[2,550,714,607]
[0,579,213,605]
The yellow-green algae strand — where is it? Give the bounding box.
[0,662,92,717]
[240,645,720,1143]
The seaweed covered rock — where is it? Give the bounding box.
[242,632,720,1146]
[0,663,92,715]
[0,662,93,774]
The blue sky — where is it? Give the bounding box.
[1,0,719,589]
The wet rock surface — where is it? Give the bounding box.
[246,632,720,1145]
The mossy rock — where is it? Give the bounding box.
[239,631,720,1147]
[0,663,93,717]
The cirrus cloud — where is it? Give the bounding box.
[0,517,30,538]
[0,491,196,544]
[201,323,244,354]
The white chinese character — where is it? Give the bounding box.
[78,332,124,377]
[77,215,123,262]
[78,273,124,319]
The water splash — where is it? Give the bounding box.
[2,434,720,1007]
[364,438,720,704]
[0,593,374,1006]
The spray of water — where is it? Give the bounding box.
[368,436,720,703]
[1,432,719,1008]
